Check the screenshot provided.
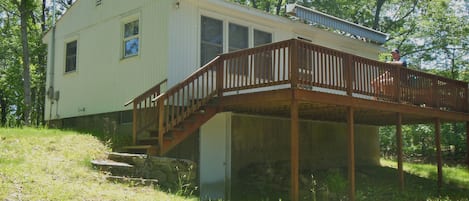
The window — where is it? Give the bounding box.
[201,16,223,66]
[254,29,272,47]
[228,23,248,52]
[253,30,272,79]
[65,40,77,73]
[123,19,139,58]
[228,23,249,75]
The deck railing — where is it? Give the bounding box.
[129,39,469,151]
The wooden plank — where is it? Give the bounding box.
[347,107,355,201]
[435,118,443,189]
[396,112,404,190]
[290,98,299,201]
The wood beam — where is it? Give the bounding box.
[435,118,443,189]
[290,98,299,201]
[296,89,469,122]
[220,89,291,107]
[396,113,404,190]
[347,107,355,201]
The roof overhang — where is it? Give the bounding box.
[286,4,388,45]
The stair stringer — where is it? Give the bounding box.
[160,106,219,156]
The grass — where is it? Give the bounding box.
[1,127,468,201]
[232,160,469,201]
[0,128,197,201]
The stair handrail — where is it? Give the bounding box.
[124,78,167,145]
[125,79,168,107]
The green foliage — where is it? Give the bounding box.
[379,123,467,163]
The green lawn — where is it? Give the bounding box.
[0,128,197,201]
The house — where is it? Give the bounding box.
[43,0,469,200]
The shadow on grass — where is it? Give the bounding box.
[232,165,469,201]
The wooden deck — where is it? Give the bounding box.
[125,39,469,201]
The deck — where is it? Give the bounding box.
[126,39,469,201]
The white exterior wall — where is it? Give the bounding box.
[200,112,232,200]
[44,0,171,120]
[44,0,383,120]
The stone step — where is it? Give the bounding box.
[105,175,159,187]
[119,145,158,155]
[107,152,147,165]
[91,159,135,177]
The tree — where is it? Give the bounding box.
[0,0,49,126]
[11,0,36,126]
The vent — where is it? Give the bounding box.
[96,0,102,6]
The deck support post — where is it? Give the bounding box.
[347,106,355,201]
[396,113,404,190]
[435,118,443,189]
[157,99,165,156]
[290,95,299,201]
[466,122,469,169]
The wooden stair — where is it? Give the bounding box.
[128,105,218,156]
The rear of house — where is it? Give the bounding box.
[43,0,390,200]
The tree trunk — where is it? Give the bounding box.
[18,0,32,126]
[275,0,283,15]
[0,91,7,126]
[373,0,386,30]
[251,0,258,9]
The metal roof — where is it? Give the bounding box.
[286,4,388,44]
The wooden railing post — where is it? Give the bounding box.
[290,40,299,89]
[395,66,401,102]
[132,102,137,145]
[217,58,224,98]
[344,54,353,96]
[462,84,469,112]
[432,78,440,109]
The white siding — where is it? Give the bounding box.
[45,0,170,120]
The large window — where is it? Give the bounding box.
[229,23,249,75]
[200,16,273,78]
[228,23,248,52]
[201,16,223,65]
[253,30,272,79]
[123,19,139,58]
[65,40,77,73]
[254,29,272,47]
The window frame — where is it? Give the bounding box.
[121,15,141,59]
[200,15,224,66]
[198,12,274,76]
[64,39,78,74]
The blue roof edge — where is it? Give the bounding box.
[286,4,388,44]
